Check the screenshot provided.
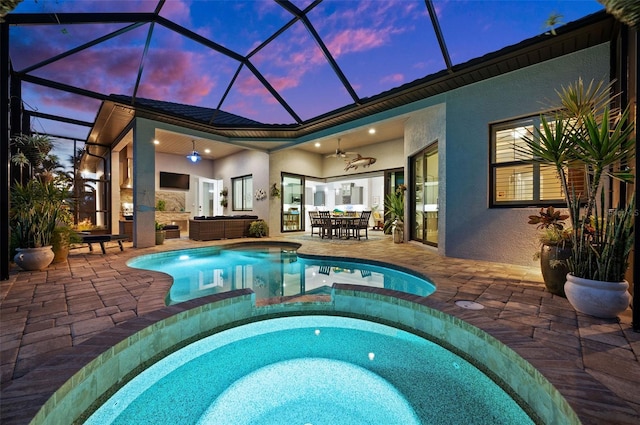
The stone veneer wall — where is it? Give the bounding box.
[155,211,192,232]
[155,191,186,212]
[30,288,578,425]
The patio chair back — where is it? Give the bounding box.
[309,211,323,236]
[318,211,333,238]
[352,211,371,239]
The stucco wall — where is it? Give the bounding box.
[213,149,270,221]
[442,43,610,266]
[404,104,447,248]
[323,138,404,178]
[269,149,323,235]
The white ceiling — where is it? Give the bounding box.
[147,118,407,161]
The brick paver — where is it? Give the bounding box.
[0,235,639,424]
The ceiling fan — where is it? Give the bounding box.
[326,138,357,158]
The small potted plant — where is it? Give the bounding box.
[249,220,269,238]
[220,187,228,208]
[51,204,83,263]
[528,206,571,296]
[270,183,281,198]
[155,221,165,245]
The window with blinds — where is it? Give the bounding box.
[490,116,582,207]
[232,175,253,211]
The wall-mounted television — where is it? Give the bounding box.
[159,171,190,190]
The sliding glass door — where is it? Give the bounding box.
[411,143,438,246]
[282,173,305,232]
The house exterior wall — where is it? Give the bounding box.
[442,42,610,266]
[405,104,447,248]
[269,149,323,235]
[214,149,270,221]
[124,43,610,265]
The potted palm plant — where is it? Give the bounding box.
[10,179,69,270]
[521,78,635,318]
[384,184,406,243]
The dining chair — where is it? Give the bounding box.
[318,211,334,239]
[309,211,322,237]
[351,210,371,240]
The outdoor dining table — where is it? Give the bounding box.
[325,215,360,239]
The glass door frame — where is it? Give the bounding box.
[281,172,305,233]
[410,142,438,247]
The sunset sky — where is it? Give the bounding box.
[7,0,605,162]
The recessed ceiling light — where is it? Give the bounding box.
[204,149,211,154]
[368,128,376,134]
[315,142,321,147]
[153,139,160,144]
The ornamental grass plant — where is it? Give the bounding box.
[521,78,635,283]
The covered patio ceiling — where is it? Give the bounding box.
[3,0,609,160]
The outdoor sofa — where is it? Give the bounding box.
[189,215,259,240]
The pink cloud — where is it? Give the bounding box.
[33,88,101,117]
[235,72,269,97]
[380,73,404,85]
[158,0,193,27]
[326,28,387,58]
[137,49,218,104]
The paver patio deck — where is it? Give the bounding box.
[1,234,639,424]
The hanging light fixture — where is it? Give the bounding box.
[186,140,201,163]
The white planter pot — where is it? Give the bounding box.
[565,274,632,319]
[14,246,55,271]
[392,220,403,244]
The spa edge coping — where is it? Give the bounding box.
[7,284,617,425]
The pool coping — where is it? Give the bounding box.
[12,285,605,425]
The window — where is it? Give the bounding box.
[232,175,253,211]
[490,116,582,207]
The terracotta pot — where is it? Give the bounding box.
[14,246,55,271]
[52,243,70,263]
[539,244,571,297]
[565,274,632,319]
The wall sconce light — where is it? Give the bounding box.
[187,140,201,163]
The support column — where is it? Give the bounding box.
[633,29,639,332]
[1,22,10,280]
[132,118,156,248]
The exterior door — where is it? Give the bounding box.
[198,178,221,217]
[282,173,305,232]
[411,143,438,246]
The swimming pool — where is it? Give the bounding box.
[86,315,534,424]
[127,244,435,304]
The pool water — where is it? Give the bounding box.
[86,316,534,424]
[127,245,435,304]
